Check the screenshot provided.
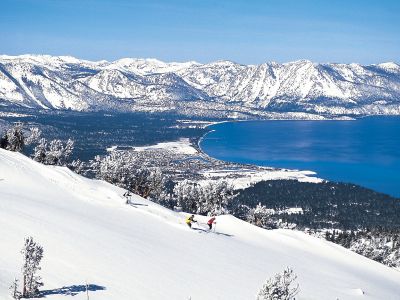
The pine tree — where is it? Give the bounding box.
[174,180,200,213]
[0,124,42,155]
[256,267,299,300]
[4,123,25,152]
[32,138,74,166]
[21,237,44,298]
[9,278,22,299]
[247,203,276,229]
[25,127,42,145]
[173,180,236,215]
[69,159,87,175]
[89,151,165,199]
[0,133,9,149]
[204,181,237,215]
[32,138,47,163]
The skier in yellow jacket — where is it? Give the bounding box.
[186,214,197,228]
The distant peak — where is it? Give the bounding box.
[208,60,240,66]
[0,54,106,66]
[377,62,400,69]
[115,57,164,64]
[283,59,314,66]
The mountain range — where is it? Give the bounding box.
[1,54,400,117]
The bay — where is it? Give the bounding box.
[200,117,400,198]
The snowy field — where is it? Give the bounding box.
[131,138,199,155]
[107,138,199,155]
[1,149,400,299]
[200,168,322,190]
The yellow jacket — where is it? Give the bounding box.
[186,216,195,224]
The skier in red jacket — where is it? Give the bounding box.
[207,216,216,230]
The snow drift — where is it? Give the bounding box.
[0,149,400,299]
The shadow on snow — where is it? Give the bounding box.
[127,201,148,208]
[192,227,234,237]
[39,284,106,297]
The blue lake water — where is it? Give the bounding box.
[200,117,400,198]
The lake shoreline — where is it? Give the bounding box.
[198,116,400,198]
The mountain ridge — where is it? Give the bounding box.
[1,54,400,117]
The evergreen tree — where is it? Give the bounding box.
[32,138,47,163]
[4,123,25,152]
[247,203,275,228]
[9,278,21,299]
[173,180,237,215]
[32,138,74,166]
[25,127,42,145]
[204,181,237,215]
[69,159,87,175]
[256,267,299,300]
[0,134,9,149]
[0,123,41,152]
[173,180,201,213]
[21,237,44,298]
[90,151,165,199]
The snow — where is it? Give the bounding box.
[0,54,106,68]
[376,62,400,72]
[0,112,32,118]
[106,138,199,154]
[175,119,218,128]
[1,54,400,116]
[1,149,400,299]
[131,138,198,155]
[106,145,118,152]
[200,168,322,189]
[279,207,303,215]
[110,57,200,75]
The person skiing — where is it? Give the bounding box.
[123,191,132,204]
[207,216,216,230]
[186,214,197,228]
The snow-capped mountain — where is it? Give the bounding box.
[1,148,400,299]
[1,54,400,116]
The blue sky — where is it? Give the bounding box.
[1,0,399,64]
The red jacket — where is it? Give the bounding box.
[207,217,216,225]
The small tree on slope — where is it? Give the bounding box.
[21,237,44,298]
[9,278,22,299]
[256,267,299,300]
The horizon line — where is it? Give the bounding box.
[0,53,399,67]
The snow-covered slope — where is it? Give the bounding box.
[1,55,400,116]
[1,149,400,299]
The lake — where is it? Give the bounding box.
[200,117,400,198]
